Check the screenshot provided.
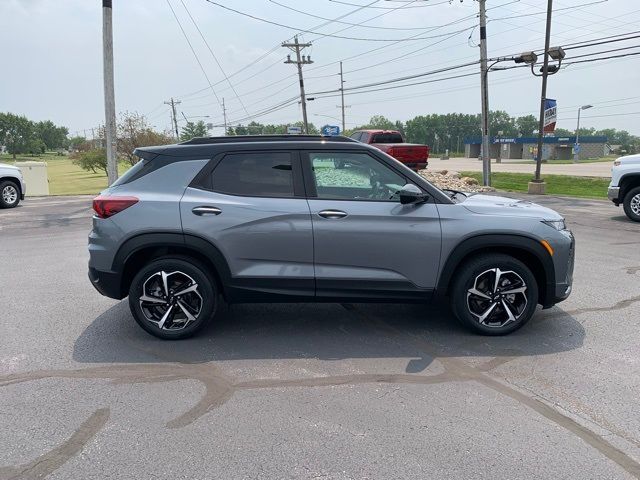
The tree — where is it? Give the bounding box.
[35,120,69,150]
[71,148,107,175]
[515,115,538,136]
[180,120,208,141]
[116,112,173,165]
[0,112,37,158]
[67,136,88,151]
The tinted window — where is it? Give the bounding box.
[211,152,294,197]
[371,133,403,143]
[350,132,362,141]
[309,152,407,201]
[111,159,151,187]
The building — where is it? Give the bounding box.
[464,135,608,160]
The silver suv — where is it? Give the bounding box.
[88,135,574,339]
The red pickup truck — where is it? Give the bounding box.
[350,129,429,171]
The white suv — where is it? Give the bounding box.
[0,163,26,208]
[608,154,640,222]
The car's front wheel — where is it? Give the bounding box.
[0,180,20,208]
[450,254,539,335]
[128,257,218,339]
[622,186,640,222]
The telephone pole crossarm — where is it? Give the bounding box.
[282,36,313,133]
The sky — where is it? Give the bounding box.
[1,0,639,138]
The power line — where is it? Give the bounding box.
[179,0,248,115]
[178,0,382,101]
[202,0,478,41]
[166,0,222,110]
[326,0,454,9]
[268,0,449,30]
[490,0,608,20]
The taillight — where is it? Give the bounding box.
[92,195,139,219]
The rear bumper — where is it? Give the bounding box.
[608,186,620,204]
[88,267,125,299]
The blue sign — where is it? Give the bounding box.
[321,125,340,136]
[573,144,581,154]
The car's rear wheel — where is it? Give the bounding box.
[0,180,20,208]
[128,257,217,339]
[622,186,640,222]
[450,254,539,335]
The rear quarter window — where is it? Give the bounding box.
[111,157,150,187]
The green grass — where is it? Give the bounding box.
[0,152,129,195]
[461,171,609,199]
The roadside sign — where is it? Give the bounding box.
[321,125,340,136]
[573,144,581,154]
[287,125,302,134]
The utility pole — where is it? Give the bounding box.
[222,98,228,136]
[339,61,346,132]
[530,0,553,194]
[164,97,181,140]
[102,0,118,185]
[283,36,313,133]
[479,0,491,186]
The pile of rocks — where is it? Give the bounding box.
[417,169,496,193]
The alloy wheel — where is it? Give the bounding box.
[139,270,203,331]
[631,193,640,216]
[466,268,528,328]
[2,185,18,205]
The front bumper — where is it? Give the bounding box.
[548,231,575,306]
[608,186,620,204]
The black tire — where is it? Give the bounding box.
[450,253,539,336]
[0,180,20,208]
[622,186,640,222]
[128,256,218,340]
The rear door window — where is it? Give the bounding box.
[211,152,295,197]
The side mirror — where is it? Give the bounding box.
[399,184,428,205]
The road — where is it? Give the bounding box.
[428,157,614,178]
[1,194,639,479]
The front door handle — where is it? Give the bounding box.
[318,209,348,219]
[192,206,222,216]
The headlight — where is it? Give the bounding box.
[613,160,621,166]
[542,219,566,231]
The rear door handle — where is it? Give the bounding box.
[318,209,348,219]
[192,206,222,216]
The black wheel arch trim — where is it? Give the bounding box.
[619,173,640,200]
[109,231,233,299]
[436,234,556,307]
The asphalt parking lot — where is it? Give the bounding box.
[1,194,639,479]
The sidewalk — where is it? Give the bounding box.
[428,157,612,178]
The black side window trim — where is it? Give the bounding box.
[189,150,305,198]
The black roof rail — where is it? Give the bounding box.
[179,134,358,145]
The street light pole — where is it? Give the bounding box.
[574,104,593,163]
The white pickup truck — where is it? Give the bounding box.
[608,153,640,222]
[0,163,26,208]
